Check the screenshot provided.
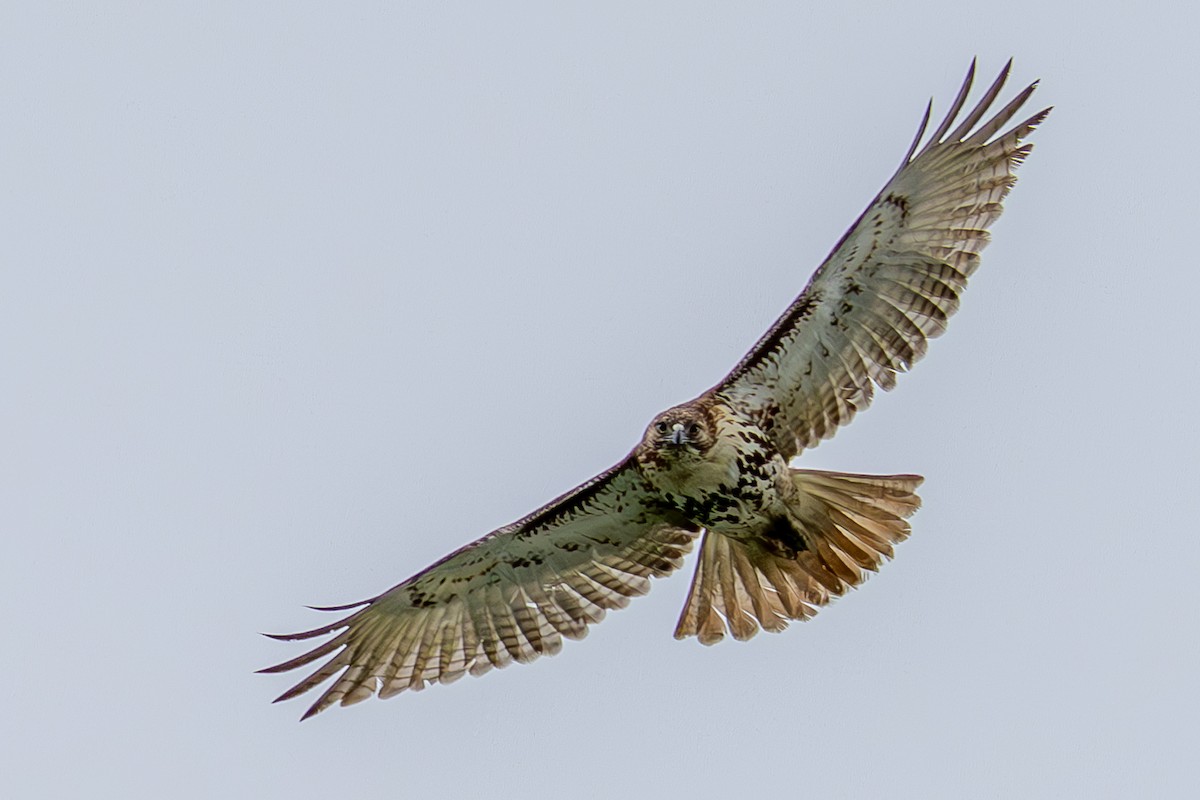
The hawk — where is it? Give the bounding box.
[263,61,1050,719]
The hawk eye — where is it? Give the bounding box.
[686,422,700,437]
[654,421,669,434]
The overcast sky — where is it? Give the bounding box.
[3,3,1197,798]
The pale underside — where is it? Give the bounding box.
[262,60,1050,719]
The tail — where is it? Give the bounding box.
[673,470,923,644]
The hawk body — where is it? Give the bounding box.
[263,61,1050,718]
[636,398,788,532]
[634,397,923,644]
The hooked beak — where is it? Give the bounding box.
[669,423,686,446]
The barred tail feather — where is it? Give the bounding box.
[673,470,923,644]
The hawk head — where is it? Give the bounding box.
[639,404,715,461]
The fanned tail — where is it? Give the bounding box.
[673,470,923,644]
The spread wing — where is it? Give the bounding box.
[260,458,698,719]
[715,60,1051,460]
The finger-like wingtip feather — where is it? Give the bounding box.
[259,619,349,643]
[902,99,934,166]
[945,60,1013,143]
[965,81,1040,145]
[258,631,351,675]
[306,599,372,612]
[924,58,978,149]
[259,601,368,643]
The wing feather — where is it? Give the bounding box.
[715,62,1050,457]
[260,457,698,718]
[925,59,977,146]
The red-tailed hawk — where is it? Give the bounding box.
[262,61,1049,719]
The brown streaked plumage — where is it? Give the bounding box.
[262,60,1050,718]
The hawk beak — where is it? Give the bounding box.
[670,424,686,446]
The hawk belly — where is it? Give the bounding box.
[636,398,923,644]
[634,400,806,556]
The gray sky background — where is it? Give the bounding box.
[4,3,1197,798]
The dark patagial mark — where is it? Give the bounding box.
[506,554,545,570]
[883,192,911,217]
[728,292,822,379]
[407,587,438,609]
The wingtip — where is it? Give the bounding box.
[902,99,935,165]
[306,599,371,612]
[257,660,291,675]
[259,629,323,643]
[271,687,322,722]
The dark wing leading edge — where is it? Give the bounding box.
[260,458,697,719]
[714,61,1050,460]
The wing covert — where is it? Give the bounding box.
[715,60,1050,459]
[260,457,697,719]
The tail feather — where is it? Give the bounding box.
[673,470,923,644]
